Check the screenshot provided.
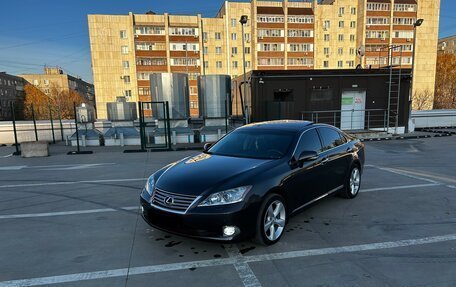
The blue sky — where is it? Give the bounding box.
[0,0,454,83]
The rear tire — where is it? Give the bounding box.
[339,165,361,199]
[254,193,287,245]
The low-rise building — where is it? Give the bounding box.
[20,67,95,107]
[438,35,456,54]
[0,72,25,120]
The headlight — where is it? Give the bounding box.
[145,176,155,195]
[198,186,252,207]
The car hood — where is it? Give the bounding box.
[155,153,273,196]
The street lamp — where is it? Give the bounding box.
[407,18,424,132]
[239,15,249,123]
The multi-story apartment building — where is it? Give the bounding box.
[20,67,95,107]
[0,72,25,121]
[88,0,440,119]
[438,35,456,54]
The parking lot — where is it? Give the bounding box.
[0,136,455,287]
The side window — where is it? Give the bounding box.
[295,129,322,156]
[318,128,345,151]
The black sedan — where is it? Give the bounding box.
[140,120,365,245]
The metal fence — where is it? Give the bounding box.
[301,109,388,131]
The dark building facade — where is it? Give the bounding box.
[236,69,411,132]
[0,72,25,121]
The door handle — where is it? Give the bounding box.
[320,157,329,165]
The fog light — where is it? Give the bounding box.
[223,226,236,237]
[140,206,144,213]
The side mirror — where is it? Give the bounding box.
[298,151,319,162]
[203,143,212,152]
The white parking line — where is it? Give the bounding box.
[0,206,138,220]
[1,233,455,287]
[225,245,262,287]
[367,165,440,184]
[361,183,440,193]
[0,178,147,189]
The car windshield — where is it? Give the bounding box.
[207,129,295,159]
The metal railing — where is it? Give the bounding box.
[301,109,388,131]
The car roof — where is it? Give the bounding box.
[238,120,314,133]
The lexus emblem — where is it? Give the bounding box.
[164,196,174,206]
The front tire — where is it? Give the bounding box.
[340,165,361,199]
[254,194,287,245]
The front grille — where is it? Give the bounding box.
[151,188,198,213]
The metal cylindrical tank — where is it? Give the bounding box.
[197,75,231,118]
[107,98,137,121]
[150,73,190,119]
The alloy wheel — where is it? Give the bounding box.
[263,200,286,241]
[350,167,361,196]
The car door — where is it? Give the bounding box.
[316,127,351,194]
[283,128,326,212]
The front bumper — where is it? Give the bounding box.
[140,190,257,241]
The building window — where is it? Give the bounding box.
[232,47,238,55]
[367,17,390,25]
[231,33,237,41]
[122,61,129,69]
[347,61,355,68]
[393,18,416,25]
[203,47,208,55]
[244,33,250,42]
[339,21,344,28]
[120,30,127,39]
[204,61,209,68]
[231,18,237,27]
[350,34,355,42]
[203,32,208,41]
[232,61,238,69]
[170,43,199,51]
[338,34,344,41]
[169,27,198,36]
[215,32,221,40]
[257,15,284,23]
[258,29,284,37]
[189,86,198,94]
[394,4,416,12]
[288,16,314,24]
[323,61,329,68]
[136,58,167,66]
[324,47,330,55]
[338,48,343,55]
[190,101,199,109]
[324,20,330,29]
[350,48,355,55]
[288,30,313,38]
[350,21,356,28]
[33,79,39,85]
[288,43,313,52]
[393,31,414,38]
[365,30,389,39]
[351,7,356,15]
[124,90,132,98]
[123,76,130,83]
[337,61,343,68]
[43,79,49,85]
[258,58,284,66]
[137,72,151,80]
[367,3,390,11]
[245,61,251,68]
[121,46,129,54]
[258,43,284,52]
[216,61,222,69]
[135,26,165,35]
[216,47,222,54]
[169,58,200,66]
[287,58,313,66]
[136,42,166,51]
[339,7,345,15]
[244,47,251,54]
[138,88,150,95]
[324,34,330,41]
